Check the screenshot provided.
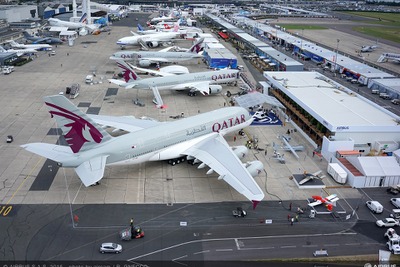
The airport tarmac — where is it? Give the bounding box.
[0,14,365,208]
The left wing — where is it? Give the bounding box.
[308,200,322,207]
[88,114,162,132]
[183,133,264,207]
[141,57,172,64]
[325,194,339,203]
[129,65,176,77]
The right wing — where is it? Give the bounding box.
[129,65,176,77]
[107,79,137,89]
[308,200,322,207]
[183,133,264,206]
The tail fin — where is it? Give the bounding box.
[43,95,112,153]
[164,24,171,29]
[173,23,179,32]
[0,46,6,53]
[116,60,141,82]
[22,31,33,39]
[137,23,144,32]
[188,37,204,53]
[79,13,88,24]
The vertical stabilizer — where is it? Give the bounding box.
[43,95,112,153]
[116,60,141,82]
[189,37,204,53]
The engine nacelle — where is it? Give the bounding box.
[147,41,159,48]
[209,85,222,94]
[232,146,248,159]
[138,59,152,67]
[245,160,264,177]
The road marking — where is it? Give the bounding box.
[240,247,275,250]
[172,255,187,261]
[216,249,233,252]
[302,245,318,248]
[345,243,360,246]
[193,250,210,255]
[6,158,43,205]
[324,244,339,247]
[281,245,296,249]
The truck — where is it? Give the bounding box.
[119,226,144,240]
[385,228,400,254]
[327,163,347,184]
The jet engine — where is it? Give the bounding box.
[138,59,152,67]
[245,161,264,177]
[147,41,159,48]
[232,146,248,159]
[209,85,222,94]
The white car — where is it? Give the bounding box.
[99,243,122,253]
[376,218,400,228]
[391,198,400,208]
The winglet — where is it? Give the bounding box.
[252,200,260,210]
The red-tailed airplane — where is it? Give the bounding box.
[308,194,339,211]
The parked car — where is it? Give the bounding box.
[366,200,383,213]
[99,243,122,253]
[376,218,400,228]
[133,98,145,107]
[391,198,400,208]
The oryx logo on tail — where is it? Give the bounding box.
[116,61,139,82]
[45,102,103,153]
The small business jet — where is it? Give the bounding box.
[21,95,265,208]
[308,194,339,211]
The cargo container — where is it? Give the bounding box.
[327,163,347,184]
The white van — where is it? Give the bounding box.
[371,89,380,94]
[85,75,94,84]
[391,198,400,208]
[366,200,383,214]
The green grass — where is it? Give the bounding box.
[342,11,400,24]
[276,24,327,30]
[353,26,400,43]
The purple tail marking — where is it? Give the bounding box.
[117,62,138,82]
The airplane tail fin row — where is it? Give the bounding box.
[79,13,88,24]
[137,23,144,32]
[43,95,112,153]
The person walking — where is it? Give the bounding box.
[290,217,294,226]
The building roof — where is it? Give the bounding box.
[350,156,400,176]
[264,71,400,133]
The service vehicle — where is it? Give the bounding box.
[366,200,383,213]
[99,243,122,253]
[391,198,400,208]
[85,74,94,84]
[390,209,400,219]
[376,218,400,228]
[232,207,247,217]
[385,228,400,254]
[119,226,144,240]
[133,98,145,107]
[387,185,400,195]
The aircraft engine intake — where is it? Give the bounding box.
[138,59,152,67]
[245,160,264,177]
[232,146,248,159]
[209,85,222,94]
[147,41,159,48]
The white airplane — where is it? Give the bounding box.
[360,45,378,53]
[298,170,325,185]
[308,194,339,211]
[377,53,400,64]
[48,13,87,30]
[110,38,204,67]
[8,40,52,51]
[21,95,265,208]
[109,60,238,108]
[0,46,37,57]
[116,29,180,49]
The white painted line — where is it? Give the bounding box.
[345,243,360,246]
[281,245,296,249]
[302,245,318,248]
[193,250,210,255]
[216,249,233,252]
[240,247,275,250]
[172,255,188,261]
[324,244,339,247]
[235,238,242,250]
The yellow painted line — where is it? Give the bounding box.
[5,158,43,205]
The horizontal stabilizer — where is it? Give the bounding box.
[20,143,75,163]
[75,155,108,186]
[108,79,128,86]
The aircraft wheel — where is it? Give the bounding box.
[181,157,185,162]
[176,159,181,164]
[171,161,176,166]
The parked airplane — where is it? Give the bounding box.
[298,170,325,185]
[21,95,265,207]
[137,23,159,35]
[116,29,179,49]
[377,53,400,64]
[23,31,63,45]
[48,13,88,30]
[360,45,379,53]
[0,46,37,56]
[109,60,238,107]
[8,40,52,51]
[110,38,204,66]
[308,194,339,211]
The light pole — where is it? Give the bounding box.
[334,39,340,75]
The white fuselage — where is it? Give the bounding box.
[116,32,178,47]
[111,51,202,62]
[127,69,238,91]
[11,43,52,50]
[48,18,85,29]
[61,107,251,167]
